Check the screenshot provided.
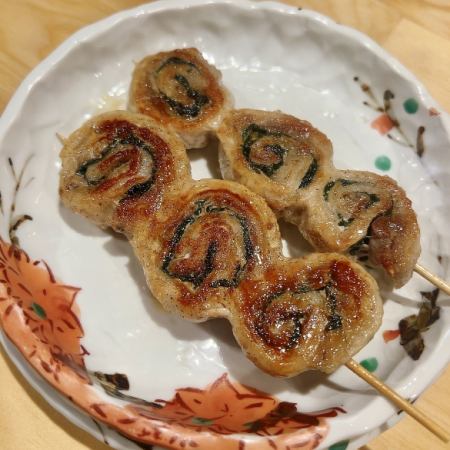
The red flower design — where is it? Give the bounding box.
[0,238,342,449]
[428,107,440,116]
[129,373,344,436]
[0,239,85,371]
[371,113,395,135]
[383,329,400,343]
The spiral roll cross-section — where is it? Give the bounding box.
[218,108,420,287]
[218,109,333,212]
[130,179,281,321]
[231,255,382,376]
[297,170,420,287]
[59,111,190,233]
[129,48,233,149]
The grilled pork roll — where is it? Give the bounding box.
[231,254,383,376]
[59,113,384,377]
[130,179,281,321]
[291,171,420,287]
[294,171,394,251]
[218,109,333,212]
[129,48,232,149]
[59,111,190,233]
[129,178,382,375]
[360,177,421,287]
[218,109,420,287]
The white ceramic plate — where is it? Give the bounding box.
[0,1,449,449]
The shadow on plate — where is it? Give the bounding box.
[100,231,378,400]
[188,135,222,180]
[58,202,107,237]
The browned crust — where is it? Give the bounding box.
[59,110,190,233]
[218,109,421,287]
[130,179,282,321]
[129,48,232,147]
[218,109,333,212]
[298,171,420,287]
[231,254,382,376]
[368,177,420,287]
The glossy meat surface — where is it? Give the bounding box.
[232,255,382,375]
[218,109,333,212]
[60,112,383,376]
[131,179,281,321]
[59,110,190,234]
[218,109,420,287]
[130,48,233,149]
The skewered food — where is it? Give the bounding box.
[59,111,383,377]
[218,109,420,287]
[231,254,382,376]
[129,48,233,149]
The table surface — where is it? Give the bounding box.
[1,1,449,449]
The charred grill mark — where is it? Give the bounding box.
[156,57,209,118]
[255,290,304,351]
[162,199,254,290]
[76,131,156,201]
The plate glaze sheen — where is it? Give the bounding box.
[0,1,449,449]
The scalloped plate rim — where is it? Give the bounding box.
[0,1,449,449]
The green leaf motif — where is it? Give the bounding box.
[403,98,419,114]
[32,302,47,319]
[375,155,391,171]
[192,417,214,426]
[329,440,350,450]
[360,357,379,372]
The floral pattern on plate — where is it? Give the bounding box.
[0,202,342,448]
[0,1,449,449]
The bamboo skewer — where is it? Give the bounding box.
[344,264,450,442]
[346,359,450,443]
[414,263,450,296]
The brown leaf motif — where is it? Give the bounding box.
[398,289,440,360]
[354,76,426,157]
